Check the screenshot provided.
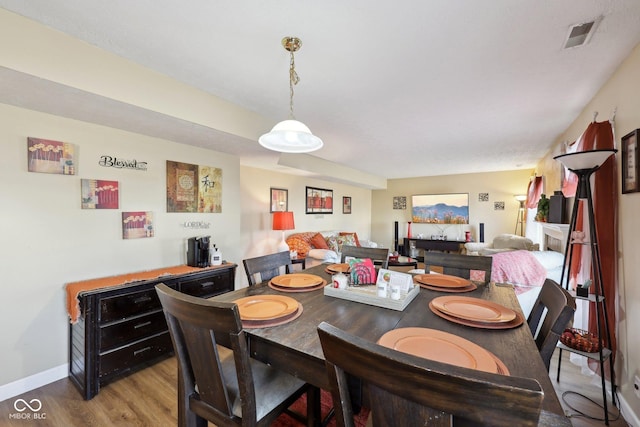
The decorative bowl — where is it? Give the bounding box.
[560,328,601,353]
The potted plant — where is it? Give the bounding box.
[535,194,549,222]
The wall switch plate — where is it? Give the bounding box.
[634,375,640,399]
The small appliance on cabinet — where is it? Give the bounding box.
[187,236,211,267]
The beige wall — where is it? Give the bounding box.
[535,43,640,420]
[0,103,242,390]
[372,170,534,250]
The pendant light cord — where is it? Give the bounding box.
[289,49,299,120]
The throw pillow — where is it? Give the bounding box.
[326,235,340,253]
[310,232,330,249]
[285,237,311,258]
[337,234,357,251]
[339,232,361,247]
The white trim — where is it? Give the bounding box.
[618,392,640,427]
[0,364,67,402]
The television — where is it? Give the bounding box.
[411,193,469,224]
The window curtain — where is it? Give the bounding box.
[560,120,618,364]
[526,176,543,209]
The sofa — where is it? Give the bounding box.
[286,231,380,268]
[464,234,539,256]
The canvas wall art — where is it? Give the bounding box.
[27,137,76,175]
[306,186,333,214]
[122,211,154,239]
[166,161,222,212]
[411,193,469,224]
[81,179,119,209]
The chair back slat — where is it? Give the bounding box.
[424,252,493,284]
[243,251,292,286]
[340,245,390,269]
[318,321,543,427]
[528,279,576,370]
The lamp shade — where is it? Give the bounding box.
[272,211,295,231]
[259,120,323,153]
[554,149,617,171]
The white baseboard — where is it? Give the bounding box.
[619,393,640,427]
[0,364,67,402]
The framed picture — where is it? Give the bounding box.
[270,188,288,212]
[81,179,119,209]
[306,186,333,214]
[343,196,352,214]
[411,193,469,224]
[622,129,639,194]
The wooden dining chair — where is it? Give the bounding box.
[527,279,576,371]
[243,251,292,286]
[155,284,314,427]
[423,251,493,285]
[317,321,544,427]
[340,245,390,269]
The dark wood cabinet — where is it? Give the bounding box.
[402,238,464,259]
[69,264,236,400]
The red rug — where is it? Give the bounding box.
[273,389,369,426]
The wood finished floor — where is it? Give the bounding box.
[0,349,629,426]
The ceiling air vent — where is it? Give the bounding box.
[564,20,597,49]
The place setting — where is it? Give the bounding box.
[377,327,509,375]
[428,295,524,329]
[413,273,477,293]
[268,273,326,292]
[232,294,303,328]
[325,263,350,274]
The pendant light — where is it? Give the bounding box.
[259,37,323,153]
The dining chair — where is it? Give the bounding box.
[317,321,544,427]
[155,284,314,427]
[243,251,292,286]
[423,251,493,285]
[340,245,390,269]
[527,279,576,371]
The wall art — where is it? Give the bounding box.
[166,160,222,213]
[270,188,288,212]
[494,201,505,210]
[306,186,333,214]
[27,137,75,175]
[81,179,119,209]
[393,196,407,210]
[411,193,469,224]
[343,196,352,214]
[622,129,639,194]
[99,155,147,171]
[478,193,489,202]
[122,211,154,239]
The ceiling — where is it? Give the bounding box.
[2,1,640,185]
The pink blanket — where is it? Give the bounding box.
[489,250,547,295]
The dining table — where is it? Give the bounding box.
[207,264,571,427]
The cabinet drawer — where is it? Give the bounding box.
[100,311,167,350]
[100,288,161,323]
[99,332,172,379]
[180,274,231,298]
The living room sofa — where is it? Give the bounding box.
[286,231,380,268]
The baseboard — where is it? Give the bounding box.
[619,393,640,427]
[0,364,67,402]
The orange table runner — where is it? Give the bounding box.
[66,264,231,323]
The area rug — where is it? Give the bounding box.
[273,389,369,427]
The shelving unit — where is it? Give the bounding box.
[554,149,617,425]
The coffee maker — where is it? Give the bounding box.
[187,236,211,267]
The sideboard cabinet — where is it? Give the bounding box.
[69,264,236,399]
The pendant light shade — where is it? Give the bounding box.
[259,119,323,153]
[259,37,323,154]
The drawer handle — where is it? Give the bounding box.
[134,346,152,356]
[200,281,215,288]
[133,296,152,304]
[134,321,152,329]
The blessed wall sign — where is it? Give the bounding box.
[99,155,148,171]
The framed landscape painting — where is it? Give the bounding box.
[411,193,469,224]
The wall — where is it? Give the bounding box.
[535,42,640,423]
[239,166,373,286]
[371,170,534,250]
[0,103,241,393]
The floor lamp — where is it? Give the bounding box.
[554,148,617,424]
[514,195,526,236]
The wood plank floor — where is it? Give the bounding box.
[0,349,629,426]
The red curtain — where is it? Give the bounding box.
[526,176,543,209]
[561,120,618,361]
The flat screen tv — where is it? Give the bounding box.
[411,193,469,224]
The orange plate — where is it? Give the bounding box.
[268,280,326,293]
[418,282,477,293]
[378,327,498,373]
[242,303,304,329]
[233,295,299,321]
[413,274,472,288]
[270,273,324,288]
[431,295,516,323]
[325,263,350,273]
[429,301,524,330]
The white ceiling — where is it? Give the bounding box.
[2,1,640,184]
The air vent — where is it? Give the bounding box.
[564,20,597,49]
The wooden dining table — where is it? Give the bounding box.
[209,264,571,427]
